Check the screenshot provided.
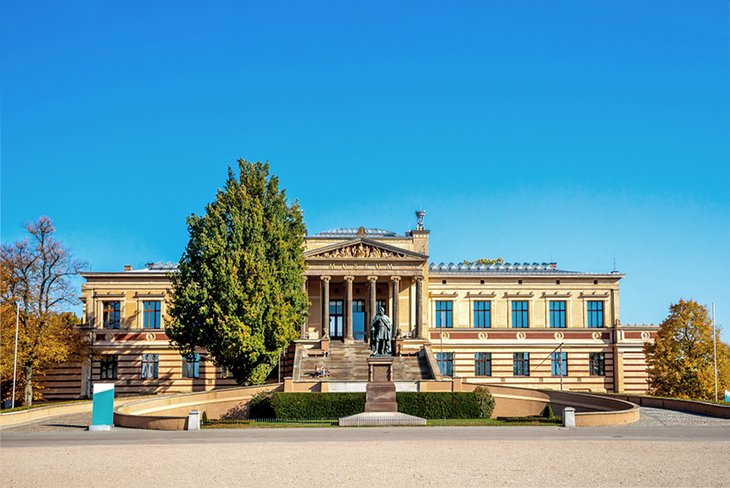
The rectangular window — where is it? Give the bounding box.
[589,352,606,376]
[220,366,234,379]
[182,353,200,378]
[143,300,161,329]
[141,353,159,379]
[549,300,566,328]
[511,301,529,328]
[435,301,453,328]
[474,352,492,376]
[473,301,491,328]
[587,301,604,328]
[551,351,568,376]
[99,355,118,380]
[513,352,530,376]
[436,352,453,376]
[103,301,121,329]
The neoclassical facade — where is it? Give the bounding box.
[39,218,657,399]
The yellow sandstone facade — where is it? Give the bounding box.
[39,218,657,399]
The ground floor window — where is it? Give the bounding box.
[589,352,606,376]
[474,352,491,376]
[141,353,159,379]
[182,353,201,378]
[513,352,529,376]
[99,354,118,380]
[551,351,568,376]
[436,352,453,376]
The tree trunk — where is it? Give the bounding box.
[24,364,33,407]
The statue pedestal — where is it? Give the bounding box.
[365,356,396,413]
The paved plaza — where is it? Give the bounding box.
[2,407,730,487]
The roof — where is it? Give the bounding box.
[429,262,623,277]
[314,227,398,238]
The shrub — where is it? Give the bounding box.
[396,392,481,419]
[541,404,554,419]
[248,390,276,419]
[266,393,366,420]
[473,386,495,418]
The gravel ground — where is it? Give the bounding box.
[1,412,92,433]
[634,407,730,427]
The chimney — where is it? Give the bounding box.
[123,265,132,271]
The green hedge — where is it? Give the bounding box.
[249,387,495,420]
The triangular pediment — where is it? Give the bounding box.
[305,238,427,260]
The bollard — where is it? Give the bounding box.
[563,407,576,428]
[187,410,201,431]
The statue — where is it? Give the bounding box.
[370,306,392,356]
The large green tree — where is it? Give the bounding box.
[645,299,730,401]
[167,160,308,385]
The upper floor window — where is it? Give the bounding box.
[587,301,604,328]
[474,352,491,376]
[141,353,159,379]
[435,301,453,328]
[103,301,121,329]
[436,352,453,376]
[182,353,201,379]
[551,351,568,376]
[511,301,529,328]
[589,352,606,376]
[513,352,529,376]
[473,301,491,328]
[549,300,566,328]
[99,354,118,380]
[143,300,161,329]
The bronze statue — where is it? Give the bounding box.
[370,306,392,356]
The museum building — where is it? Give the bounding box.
[40,215,657,399]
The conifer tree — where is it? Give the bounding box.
[645,299,730,400]
[167,160,308,385]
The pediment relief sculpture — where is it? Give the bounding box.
[316,243,408,259]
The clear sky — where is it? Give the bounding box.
[1,1,728,340]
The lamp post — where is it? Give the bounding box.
[12,302,20,409]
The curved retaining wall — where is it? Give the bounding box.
[604,394,729,419]
[114,384,281,430]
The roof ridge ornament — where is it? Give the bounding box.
[415,210,426,230]
[356,226,366,237]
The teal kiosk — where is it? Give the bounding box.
[89,383,115,431]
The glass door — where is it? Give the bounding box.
[353,300,366,341]
[329,300,344,339]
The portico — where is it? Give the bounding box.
[302,228,430,342]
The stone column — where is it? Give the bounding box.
[391,276,401,337]
[321,276,330,339]
[300,277,308,339]
[367,276,377,343]
[344,275,354,343]
[415,276,423,338]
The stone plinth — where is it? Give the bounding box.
[365,382,397,412]
[339,412,426,426]
[368,356,394,383]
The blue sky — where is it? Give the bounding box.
[2,1,728,340]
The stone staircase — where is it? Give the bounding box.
[298,341,433,381]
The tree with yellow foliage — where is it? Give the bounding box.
[1,217,87,406]
[645,299,730,401]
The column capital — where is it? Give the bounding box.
[390,276,401,282]
[320,275,331,282]
[414,275,424,282]
[344,275,355,282]
[367,275,378,282]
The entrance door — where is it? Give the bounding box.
[329,300,344,339]
[353,300,366,341]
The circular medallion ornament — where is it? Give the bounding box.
[478,331,488,340]
[104,333,114,342]
[441,331,450,340]
[146,333,156,342]
[641,331,650,340]
[592,331,601,340]
[554,331,564,341]
[516,331,526,340]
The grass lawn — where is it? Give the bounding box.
[0,399,90,414]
